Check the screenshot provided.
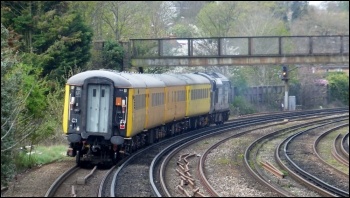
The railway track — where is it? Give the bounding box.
[245,115,348,197]
[45,165,114,197]
[43,108,348,197]
[276,118,349,197]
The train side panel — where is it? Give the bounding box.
[126,88,147,138]
[164,86,187,123]
[63,84,70,134]
[146,87,165,129]
[186,84,211,117]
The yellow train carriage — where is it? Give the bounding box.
[120,73,166,137]
[187,84,211,117]
[126,88,147,137]
[146,86,165,129]
[146,74,187,124]
[63,69,231,166]
[173,74,211,118]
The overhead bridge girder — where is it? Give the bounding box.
[130,55,349,67]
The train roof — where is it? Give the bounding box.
[67,70,129,87]
[119,73,165,88]
[210,72,230,81]
[67,70,165,88]
[168,73,210,85]
[194,72,232,88]
[67,70,212,88]
[144,74,186,86]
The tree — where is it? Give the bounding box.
[172,1,207,24]
[1,1,93,84]
[98,1,149,40]
[141,1,178,38]
[226,2,289,87]
[324,1,349,12]
[196,1,240,37]
[70,1,104,40]
[291,2,349,35]
[1,23,20,186]
[326,72,349,105]
[101,40,124,71]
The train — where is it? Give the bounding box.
[63,69,232,166]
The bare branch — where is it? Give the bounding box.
[1,84,34,141]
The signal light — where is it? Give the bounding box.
[282,65,288,80]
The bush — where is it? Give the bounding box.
[230,96,256,116]
[326,72,349,105]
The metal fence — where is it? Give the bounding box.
[131,35,349,58]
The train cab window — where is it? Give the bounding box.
[93,89,96,97]
[101,89,105,97]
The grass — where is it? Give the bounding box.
[217,157,231,165]
[15,144,69,171]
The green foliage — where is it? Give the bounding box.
[1,23,20,186]
[196,2,240,36]
[4,62,54,151]
[2,2,93,85]
[33,10,93,83]
[290,1,309,21]
[102,40,124,70]
[338,1,349,11]
[40,84,66,144]
[326,72,349,105]
[171,24,196,37]
[1,23,60,185]
[230,96,256,116]
[13,63,48,118]
[229,72,249,94]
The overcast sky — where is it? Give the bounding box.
[309,1,323,6]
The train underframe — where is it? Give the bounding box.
[68,111,229,166]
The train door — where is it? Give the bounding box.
[86,84,110,133]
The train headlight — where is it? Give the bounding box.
[70,97,76,109]
[120,120,125,129]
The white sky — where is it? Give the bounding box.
[309,1,323,6]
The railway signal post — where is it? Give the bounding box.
[281,65,289,111]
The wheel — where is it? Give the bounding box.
[112,152,117,165]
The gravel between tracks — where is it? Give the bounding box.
[2,118,348,197]
[2,157,75,197]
